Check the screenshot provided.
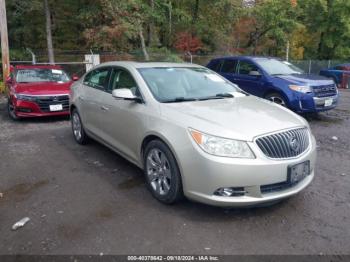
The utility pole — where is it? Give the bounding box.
[286,40,290,61]
[0,0,10,86]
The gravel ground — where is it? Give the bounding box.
[0,91,349,255]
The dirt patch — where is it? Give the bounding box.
[57,224,83,240]
[1,180,49,202]
[118,175,144,190]
[96,207,113,219]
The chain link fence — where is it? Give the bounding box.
[3,50,350,77]
[2,51,349,93]
[290,60,348,74]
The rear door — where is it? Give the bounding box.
[79,67,111,135]
[234,60,264,96]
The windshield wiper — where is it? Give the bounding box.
[163,93,235,103]
[198,93,234,101]
[270,73,286,76]
[162,97,198,103]
[215,93,234,98]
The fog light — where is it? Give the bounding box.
[214,187,246,197]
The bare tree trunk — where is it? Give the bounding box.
[191,0,200,36]
[147,0,156,47]
[168,0,172,46]
[44,0,54,64]
[139,27,150,61]
[192,0,200,25]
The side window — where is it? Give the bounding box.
[221,60,237,73]
[108,68,140,96]
[84,68,110,89]
[83,71,92,84]
[208,60,222,72]
[238,61,260,75]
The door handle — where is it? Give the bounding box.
[100,106,109,111]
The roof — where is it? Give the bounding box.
[336,63,350,67]
[210,56,280,61]
[14,64,63,70]
[95,61,203,69]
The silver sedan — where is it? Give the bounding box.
[70,62,316,207]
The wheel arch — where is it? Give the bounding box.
[70,104,77,114]
[140,132,183,175]
[263,89,290,107]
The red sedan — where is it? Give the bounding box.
[5,65,78,120]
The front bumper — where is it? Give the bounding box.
[177,133,317,207]
[13,96,70,118]
[291,93,339,113]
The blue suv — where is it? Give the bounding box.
[207,56,339,113]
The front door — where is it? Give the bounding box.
[234,60,264,96]
[98,67,145,162]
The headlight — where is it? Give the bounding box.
[289,85,312,93]
[15,94,37,101]
[189,129,255,158]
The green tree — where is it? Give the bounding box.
[298,0,350,59]
[244,0,298,55]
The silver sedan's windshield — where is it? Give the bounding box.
[138,67,241,103]
[255,59,304,76]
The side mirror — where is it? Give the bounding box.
[112,88,141,102]
[72,75,79,81]
[5,76,12,85]
[249,71,261,77]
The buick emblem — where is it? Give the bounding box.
[53,96,59,101]
[289,136,300,152]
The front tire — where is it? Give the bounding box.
[144,140,183,204]
[7,99,20,121]
[71,108,88,145]
[265,93,287,107]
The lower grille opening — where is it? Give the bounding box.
[260,179,304,194]
[17,107,32,113]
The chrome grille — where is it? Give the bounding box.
[36,95,69,112]
[256,128,310,159]
[312,84,337,98]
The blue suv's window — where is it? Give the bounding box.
[238,61,259,75]
[221,60,237,73]
[209,60,222,72]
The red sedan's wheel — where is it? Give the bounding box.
[7,99,20,121]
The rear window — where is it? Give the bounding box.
[208,60,222,72]
[221,60,237,73]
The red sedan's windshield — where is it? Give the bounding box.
[15,68,71,83]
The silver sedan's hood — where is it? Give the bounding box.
[160,95,307,141]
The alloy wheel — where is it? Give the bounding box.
[268,96,286,107]
[146,148,172,196]
[72,112,82,141]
